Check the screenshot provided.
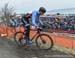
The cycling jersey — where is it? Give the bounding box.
[21,11,43,27]
[31,11,43,27]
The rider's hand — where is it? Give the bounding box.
[42,25,45,28]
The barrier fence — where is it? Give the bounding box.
[0,25,75,49]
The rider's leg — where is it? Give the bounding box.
[25,25,32,44]
[25,25,30,40]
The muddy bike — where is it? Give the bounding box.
[14,27,54,50]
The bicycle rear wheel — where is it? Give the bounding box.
[14,32,26,47]
[36,34,53,50]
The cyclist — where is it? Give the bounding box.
[21,7,46,44]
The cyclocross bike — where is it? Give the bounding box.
[14,27,54,50]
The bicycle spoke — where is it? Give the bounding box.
[36,34,53,50]
[14,32,26,47]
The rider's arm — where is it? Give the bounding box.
[39,16,43,26]
[31,11,37,26]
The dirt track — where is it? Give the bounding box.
[0,37,74,58]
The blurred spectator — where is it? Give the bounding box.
[8,15,19,27]
[41,16,75,30]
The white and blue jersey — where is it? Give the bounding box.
[31,11,43,27]
[21,11,43,27]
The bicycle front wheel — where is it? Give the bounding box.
[36,34,54,50]
[14,32,26,47]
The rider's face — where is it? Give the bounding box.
[39,11,44,15]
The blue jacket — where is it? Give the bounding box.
[31,11,43,26]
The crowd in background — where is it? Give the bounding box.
[0,15,75,31]
[8,15,75,30]
[41,16,75,30]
